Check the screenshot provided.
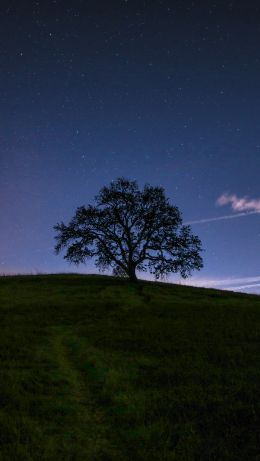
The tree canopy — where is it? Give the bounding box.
[54,178,203,281]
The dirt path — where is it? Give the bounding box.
[46,326,125,460]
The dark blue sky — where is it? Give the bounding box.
[1,0,260,292]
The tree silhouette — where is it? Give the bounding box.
[54,178,203,282]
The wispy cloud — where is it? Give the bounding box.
[185,210,260,225]
[180,275,260,293]
[217,193,260,212]
[228,283,260,291]
[185,193,260,225]
[188,275,260,288]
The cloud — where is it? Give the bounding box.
[217,192,260,212]
[180,275,260,293]
[188,275,260,287]
[185,193,260,225]
[184,210,260,225]
[227,283,260,292]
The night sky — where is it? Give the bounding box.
[1,1,260,293]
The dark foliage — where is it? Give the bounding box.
[54,178,203,281]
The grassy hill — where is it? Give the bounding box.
[0,274,259,460]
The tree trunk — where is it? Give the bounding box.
[128,264,138,282]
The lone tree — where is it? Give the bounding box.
[54,178,203,282]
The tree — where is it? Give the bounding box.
[54,178,203,282]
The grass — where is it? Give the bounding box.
[0,274,260,460]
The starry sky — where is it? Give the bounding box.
[1,0,260,293]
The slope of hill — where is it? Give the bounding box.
[0,274,259,460]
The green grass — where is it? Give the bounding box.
[0,274,260,460]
